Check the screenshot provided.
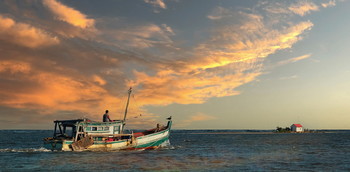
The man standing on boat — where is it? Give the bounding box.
[103,110,113,122]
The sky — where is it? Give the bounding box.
[0,0,349,130]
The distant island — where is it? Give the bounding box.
[274,125,322,133]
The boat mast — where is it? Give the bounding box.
[123,87,132,123]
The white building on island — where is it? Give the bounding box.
[291,124,303,132]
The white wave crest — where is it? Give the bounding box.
[0,147,51,152]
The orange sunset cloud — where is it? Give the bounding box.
[278,54,312,66]
[289,1,319,16]
[180,112,217,127]
[43,0,95,29]
[0,15,59,48]
[130,70,261,106]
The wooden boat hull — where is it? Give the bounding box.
[44,121,171,151]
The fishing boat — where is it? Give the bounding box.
[43,88,172,151]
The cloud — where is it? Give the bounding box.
[207,6,232,20]
[0,15,59,48]
[43,0,95,29]
[288,1,319,16]
[0,69,107,112]
[0,60,31,74]
[322,0,336,8]
[178,112,217,127]
[186,113,216,122]
[161,24,175,35]
[0,48,127,117]
[126,6,314,107]
[196,8,314,71]
[0,37,145,126]
[0,60,154,127]
[279,75,298,80]
[289,54,312,62]
[129,69,260,106]
[262,1,319,16]
[278,54,312,65]
[92,75,107,86]
[144,0,167,9]
[110,23,175,49]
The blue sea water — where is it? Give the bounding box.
[1,130,350,171]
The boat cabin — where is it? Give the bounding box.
[52,119,84,139]
[52,119,125,141]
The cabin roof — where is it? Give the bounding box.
[53,119,85,127]
[292,124,303,127]
[54,119,85,125]
[54,119,124,126]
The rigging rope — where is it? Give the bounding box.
[126,93,144,121]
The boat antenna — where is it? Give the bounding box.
[123,87,132,123]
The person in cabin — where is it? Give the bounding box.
[103,110,112,122]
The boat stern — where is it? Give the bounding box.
[43,138,73,151]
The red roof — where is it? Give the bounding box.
[292,124,303,127]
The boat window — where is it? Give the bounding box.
[65,127,73,137]
[114,126,120,132]
[104,127,109,131]
[98,127,103,131]
[91,127,97,131]
[85,127,91,131]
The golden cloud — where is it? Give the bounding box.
[129,68,261,106]
[176,112,217,127]
[126,10,314,108]
[1,73,105,110]
[322,0,336,8]
[0,61,149,123]
[43,0,95,29]
[144,0,167,9]
[92,75,107,86]
[278,54,312,66]
[288,1,319,16]
[188,113,216,121]
[190,21,313,72]
[0,15,59,48]
[0,61,123,117]
[0,60,31,74]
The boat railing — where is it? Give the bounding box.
[87,133,133,137]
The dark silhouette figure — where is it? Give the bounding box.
[103,110,112,122]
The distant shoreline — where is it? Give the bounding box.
[187,131,336,135]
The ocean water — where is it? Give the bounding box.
[1,130,350,171]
